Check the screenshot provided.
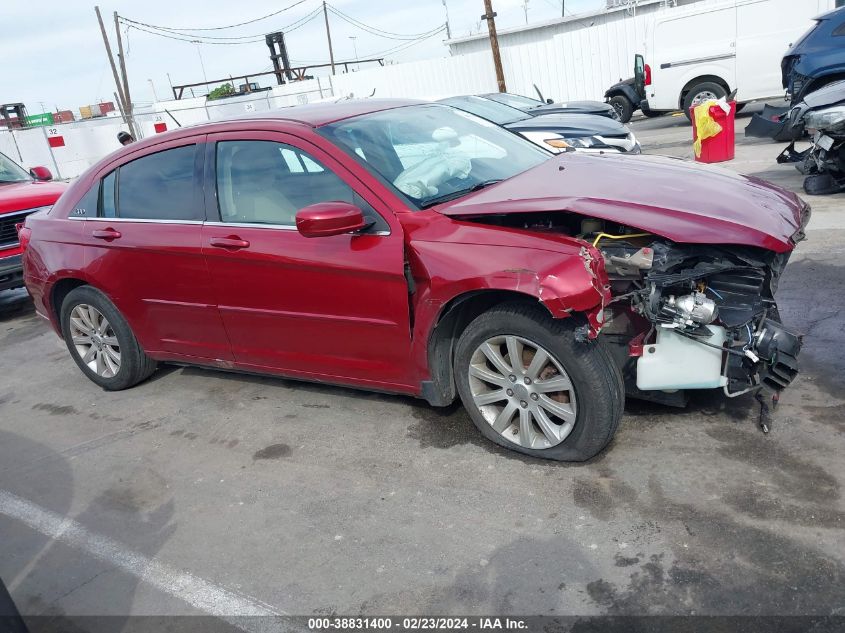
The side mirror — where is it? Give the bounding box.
[29,166,53,181]
[546,98,553,104]
[296,201,368,238]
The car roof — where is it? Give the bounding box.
[221,98,423,128]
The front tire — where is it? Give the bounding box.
[454,304,624,462]
[609,95,634,124]
[60,286,157,390]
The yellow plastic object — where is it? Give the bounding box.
[693,99,723,158]
[592,232,652,248]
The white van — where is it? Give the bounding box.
[636,0,836,118]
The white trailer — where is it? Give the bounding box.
[637,0,836,118]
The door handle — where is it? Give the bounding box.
[92,228,122,240]
[210,236,250,250]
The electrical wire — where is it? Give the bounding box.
[326,4,445,40]
[119,0,312,32]
[353,25,447,59]
[124,23,266,45]
[119,8,322,44]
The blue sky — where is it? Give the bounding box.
[1,0,605,110]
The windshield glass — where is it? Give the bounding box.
[483,93,545,111]
[320,104,548,209]
[0,152,32,183]
[438,96,530,126]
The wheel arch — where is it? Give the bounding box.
[422,290,558,407]
[50,277,90,327]
[679,74,730,110]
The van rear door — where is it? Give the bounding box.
[735,0,832,102]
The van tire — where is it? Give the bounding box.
[683,82,727,122]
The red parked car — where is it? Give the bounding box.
[0,152,66,293]
[22,100,808,461]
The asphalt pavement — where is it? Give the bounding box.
[1,111,843,626]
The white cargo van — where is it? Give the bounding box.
[636,0,836,119]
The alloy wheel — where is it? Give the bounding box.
[691,90,719,108]
[467,335,577,449]
[68,304,121,377]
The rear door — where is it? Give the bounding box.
[735,0,825,101]
[201,130,413,388]
[79,138,233,361]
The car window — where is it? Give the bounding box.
[116,145,199,220]
[0,151,31,183]
[321,104,548,209]
[101,171,117,218]
[215,140,386,230]
[833,21,845,36]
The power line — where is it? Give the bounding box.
[119,0,313,32]
[119,8,322,42]
[326,4,445,40]
[356,25,447,59]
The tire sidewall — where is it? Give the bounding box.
[454,306,621,462]
[609,95,633,124]
[60,286,143,390]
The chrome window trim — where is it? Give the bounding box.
[204,220,390,236]
[67,216,204,225]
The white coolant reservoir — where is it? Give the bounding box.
[636,326,728,391]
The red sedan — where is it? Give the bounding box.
[0,152,66,293]
[22,100,808,460]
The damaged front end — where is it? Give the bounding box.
[470,213,806,430]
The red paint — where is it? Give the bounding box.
[47,136,65,148]
[21,101,805,400]
[154,122,167,134]
[439,151,806,253]
[0,167,67,265]
[296,202,366,238]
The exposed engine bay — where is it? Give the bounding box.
[471,213,804,430]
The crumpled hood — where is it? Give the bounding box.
[438,153,808,253]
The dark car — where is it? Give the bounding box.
[439,95,640,153]
[782,7,845,104]
[0,151,66,293]
[482,92,620,120]
[604,77,666,124]
[23,99,807,461]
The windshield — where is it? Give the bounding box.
[320,104,548,209]
[0,151,32,183]
[483,93,545,111]
[438,96,530,126]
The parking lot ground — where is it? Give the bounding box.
[1,111,844,623]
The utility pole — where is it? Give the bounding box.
[113,11,136,137]
[443,0,452,40]
[322,1,336,75]
[523,0,529,24]
[349,36,358,70]
[95,6,128,122]
[481,0,506,92]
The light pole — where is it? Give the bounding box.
[349,36,359,70]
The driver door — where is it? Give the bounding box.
[201,131,414,389]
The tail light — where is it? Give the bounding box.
[16,223,32,251]
[644,64,652,86]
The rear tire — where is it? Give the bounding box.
[60,286,157,390]
[682,81,728,122]
[454,303,624,462]
[609,95,634,124]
